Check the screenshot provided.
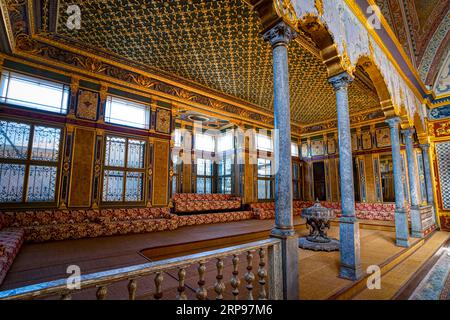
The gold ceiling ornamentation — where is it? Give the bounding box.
[75,57,107,74]
[314,0,324,17]
[341,42,355,75]
[6,0,382,128]
[5,0,26,15]
[14,33,41,54]
[128,74,158,89]
[274,0,298,26]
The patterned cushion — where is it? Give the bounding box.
[0,228,25,285]
[177,211,253,227]
[173,194,242,213]
[249,201,406,222]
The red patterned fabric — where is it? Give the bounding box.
[177,211,254,227]
[1,207,176,243]
[440,215,450,232]
[249,201,408,221]
[173,193,242,213]
[0,228,25,285]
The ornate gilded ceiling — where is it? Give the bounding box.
[35,0,379,125]
[0,0,382,129]
[375,0,449,90]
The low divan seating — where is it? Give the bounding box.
[0,214,25,286]
[177,211,254,227]
[2,207,177,243]
[249,201,407,221]
[172,193,242,213]
[248,201,312,220]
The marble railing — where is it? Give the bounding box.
[0,238,283,300]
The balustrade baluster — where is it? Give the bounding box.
[128,279,137,300]
[154,272,164,300]
[258,248,267,300]
[177,268,187,300]
[230,254,240,300]
[214,258,225,300]
[96,286,107,300]
[244,251,255,300]
[196,261,207,300]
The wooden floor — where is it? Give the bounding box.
[1,217,448,300]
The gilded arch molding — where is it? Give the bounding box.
[250,0,425,128]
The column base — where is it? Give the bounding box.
[340,263,363,281]
[410,206,423,239]
[394,208,410,248]
[270,233,299,300]
[338,217,363,281]
[396,238,410,248]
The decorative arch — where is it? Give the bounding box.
[355,55,397,119]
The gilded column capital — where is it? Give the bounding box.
[263,21,297,48]
[419,143,430,150]
[401,127,415,138]
[385,116,401,128]
[328,71,354,91]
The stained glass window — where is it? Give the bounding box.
[0,119,61,204]
[102,135,146,203]
[0,71,69,114]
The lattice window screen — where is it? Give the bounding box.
[436,142,450,210]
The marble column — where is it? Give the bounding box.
[386,117,410,247]
[263,21,299,300]
[329,72,362,281]
[420,143,439,227]
[402,128,422,238]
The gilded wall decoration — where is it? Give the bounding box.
[301,142,309,158]
[351,133,358,151]
[76,89,99,121]
[327,138,336,154]
[362,131,372,150]
[429,105,450,121]
[376,127,391,147]
[155,108,172,134]
[434,121,450,138]
[311,139,324,156]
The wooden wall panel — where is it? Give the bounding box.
[152,140,170,206]
[182,163,192,193]
[364,154,376,202]
[68,128,95,208]
[329,158,339,201]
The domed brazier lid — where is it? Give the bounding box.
[301,200,335,220]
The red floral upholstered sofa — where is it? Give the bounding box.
[96,208,178,236]
[249,201,312,220]
[2,208,177,243]
[0,214,25,285]
[172,193,242,213]
[249,201,407,221]
[177,211,254,227]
